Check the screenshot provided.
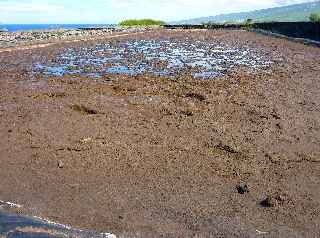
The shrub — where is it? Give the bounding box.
[119,19,166,27]
[309,13,320,22]
[245,18,254,24]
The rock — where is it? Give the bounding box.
[216,143,238,154]
[57,160,64,169]
[236,184,249,194]
[185,92,206,101]
[275,194,286,202]
[260,193,289,207]
[181,109,194,116]
[80,137,93,143]
[275,123,282,129]
[260,196,276,207]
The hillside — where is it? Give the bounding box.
[173,1,320,24]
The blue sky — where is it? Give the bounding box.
[0,0,315,24]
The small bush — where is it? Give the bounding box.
[242,18,255,30]
[309,13,320,22]
[245,18,254,25]
[119,19,166,27]
[202,21,220,25]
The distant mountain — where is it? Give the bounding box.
[172,1,320,24]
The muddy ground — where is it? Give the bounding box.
[0,29,319,238]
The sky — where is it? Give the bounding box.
[0,0,316,24]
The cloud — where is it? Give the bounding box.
[271,0,314,5]
[0,0,64,12]
[96,0,315,8]
[107,0,136,8]
[0,0,316,23]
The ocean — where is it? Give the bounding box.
[0,24,114,32]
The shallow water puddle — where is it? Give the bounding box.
[0,200,116,238]
[34,39,273,79]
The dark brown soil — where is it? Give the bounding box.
[0,29,319,238]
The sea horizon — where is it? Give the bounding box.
[0,24,116,32]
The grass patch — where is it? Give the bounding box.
[119,19,166,27]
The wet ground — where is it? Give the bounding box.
[0,204,115,238]
[34,38,273,79]
[0,212,111,238]
[0,200,116,238]
[0,29,320,238]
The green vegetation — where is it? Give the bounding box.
[243,18,255,29]
[201,19,253,27]
[245,18,254,25]
[201,21,222,26]
[119,19,166,27]
[309,13,320,22]
[173,1,320,24]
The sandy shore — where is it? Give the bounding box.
[0,29,319,238]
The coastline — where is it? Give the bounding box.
[0,199,116,238]
[0,30,152,54]
[0,27,154,50]
[0,24,117,32]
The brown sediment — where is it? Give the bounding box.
[0,29,319,238]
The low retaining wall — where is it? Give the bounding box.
[252,22,320,42]
[164,22,320,43]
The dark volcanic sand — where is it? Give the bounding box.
[0,29,319,238]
